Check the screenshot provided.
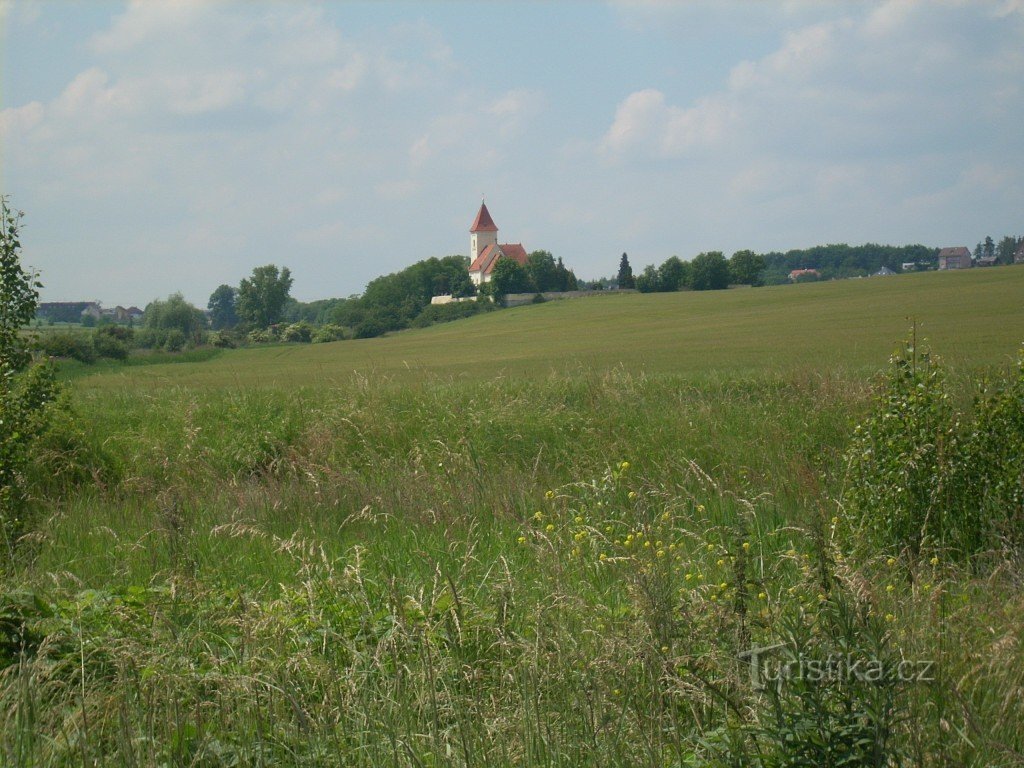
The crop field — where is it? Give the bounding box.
[5,267,1024,766]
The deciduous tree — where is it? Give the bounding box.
[237,265,294,328]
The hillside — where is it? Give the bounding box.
[76,267,1024,391]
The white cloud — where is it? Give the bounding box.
[601,89,733,159]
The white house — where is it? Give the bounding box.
[467,202,529,285]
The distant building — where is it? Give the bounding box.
[1014,241,1024,264]
[872,266,896,277]
[976,256,999,268]
[467,201,529,286]
[788,268,820,281]
[937,247,972,270]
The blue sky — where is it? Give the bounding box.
[2,1,1022,306]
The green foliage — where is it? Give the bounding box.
[282,321,313,343]
[39,332,96,363]
[489,257,533,298]
[410,299,494,328]
[845,334,1024,557]
[760,243,935,284]
[143,293,207,345]
[332,256,473,338]
[206,284,238,330]
[92,325,132,360]
[657,255,691,291]
[729,249,766,286]
[311,323,348,343]
[0,199,62,552]
[617,252,635,289]
[236,264,293,328]
[162,329,186,352]
[690,251,730,291]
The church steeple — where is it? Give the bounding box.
[470,200,498,233]
[470,200,498,263]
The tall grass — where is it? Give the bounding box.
[2,361,1023,765]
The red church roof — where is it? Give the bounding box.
[470,202,498,233]
[469,243,529,275]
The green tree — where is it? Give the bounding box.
[996,236,1019,265]
[526,251,559,292]
[690,251,730,291]
[657,256,689,292]
[237,264,294,328]
[207,284,239,330]
[635,264,659,293]
[728,249,766,286]
[0,199,60,552]
[144,293,207,345]
[983,236,995,260]
[554,257,578,291]
[489,258,534,299]
[617,252,635,289]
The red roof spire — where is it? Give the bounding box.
[470,201,498,233]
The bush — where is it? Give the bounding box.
[40,332,96,363]
[163,329,186,353]
[844,334,1024,557]
[311,324,347,343]
[282,322,313,343]
[208,331,237,349]
[93,326,131,360]
[410,300,493,328]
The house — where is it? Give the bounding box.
[126,306,144,322]
[788,268,820,281]
[901,262,917,272]
[976,256,999,268]
[1014,241,1024,264]
[467,201,529,286]
[873,266,896,277]
[937,246,972,270]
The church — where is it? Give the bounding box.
[467,201,529,286]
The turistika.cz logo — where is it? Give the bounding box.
[739,643,935,692]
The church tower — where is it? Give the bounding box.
[469,201,499,263]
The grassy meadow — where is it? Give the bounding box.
[5,267,1024,766]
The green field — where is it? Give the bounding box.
[73,267,1024,392]
[6,268,1024,767]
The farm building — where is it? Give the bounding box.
[937,247,972,270]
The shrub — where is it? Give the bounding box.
[208,331,237,349]
[311,324,347,343]
[282,321,313,343]
[40,332,96,363]
[93,326,131,360]
[844,334,1024,557]
[163,329,186,353]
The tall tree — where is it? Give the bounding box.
[489,258,533,299]
[207,284,239,330]
[526,251,559,292]
[691,251,730,291]
[996,235,1020,265]
[144,293,207,344]
[728,249,766,286]
[657,256,690,292]
[237,265,293,328]
[983,236,995,260]
[617,252,635,289]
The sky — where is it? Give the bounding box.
[1,1,1023,306]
